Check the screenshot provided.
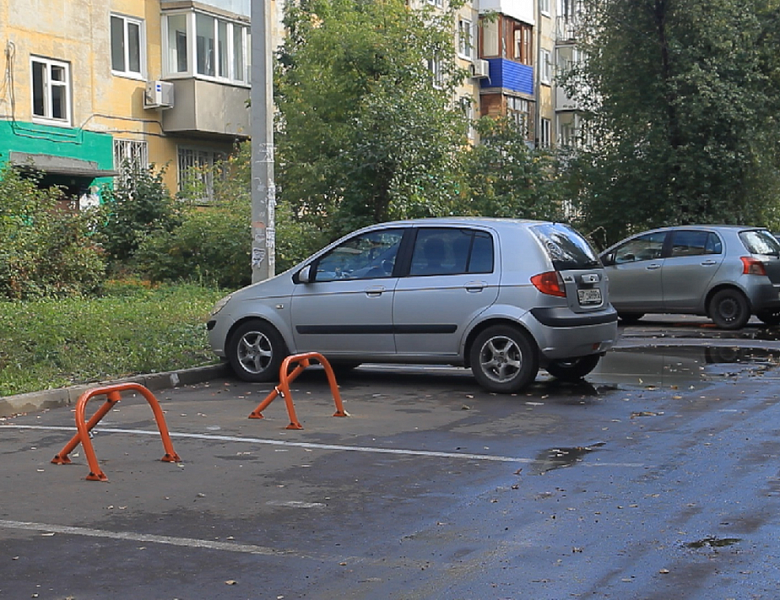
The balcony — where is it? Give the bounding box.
[479,59,534,96]
[161,79,250,139]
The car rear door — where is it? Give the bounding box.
[662,229,724,311]
[393,227,500,356]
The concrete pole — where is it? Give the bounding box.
[251,0,275,282]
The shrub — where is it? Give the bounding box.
[0,165,105,299]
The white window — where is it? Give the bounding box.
[31,57,70,126]
[111,14,145,78]
[539,118,551,147]
[163,12,249,84]
[458,18,473,60]
[178,147,227,201]
[507,97,529,134]
[460,97,476,140]
[113,139,149,172]
[428,55,444,89]
[427,0,444,8]
[540,48,552,85]
[540,0,551,16]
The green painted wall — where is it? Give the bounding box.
[0,119,114,190]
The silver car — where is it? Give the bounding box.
[207,218,618,393]
[600,225,780,329]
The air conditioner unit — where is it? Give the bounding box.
[144,80,174,109]
[471,59,490,79]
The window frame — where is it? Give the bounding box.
[110,13,146,79]
[162,10,250,86]
[31,56,71,126]
[458,18,473,60]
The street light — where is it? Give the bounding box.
[251,0,275,282]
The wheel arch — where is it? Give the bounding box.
[704,283,753,316]
[463,318,537,369]
[225,314,293,354]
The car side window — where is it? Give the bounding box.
[409,228,494,276]
[314,229,404,282]
[614,232,666,264]
[668,230,723,257]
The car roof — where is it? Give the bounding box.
[359,217,556,231]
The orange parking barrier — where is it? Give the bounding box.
[249,352,348,429]
[51,382,181,482]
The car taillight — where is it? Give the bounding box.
[531,271,566,297]
[741,256,767,276]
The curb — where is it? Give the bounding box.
[0,362,229,418]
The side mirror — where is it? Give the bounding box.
[297,265,313,283]
[601,253,615,266]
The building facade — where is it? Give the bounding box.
[0,0,577,206]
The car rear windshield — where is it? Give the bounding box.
[530,223,601,271]
[739,230,780,257]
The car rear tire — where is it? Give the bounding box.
[545,354,601,381]
[708,289,750,330]
[756,309,780,327]
[227,319,288,382]
[470,325,539,393]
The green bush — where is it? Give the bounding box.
[0,165,105,299]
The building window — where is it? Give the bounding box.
[427,0,444,8]
[428,55,444,89]
[513,23,533,65]
[540,48,552,85]
[163,12,249,84]
[178,147,227,202]
[480,16,532,64]
[539,118,551,147]
[114,139,149,172]
[111,14,145,78]
[458,18,473,60]
[507,97,529,135]
[31,57,70,125]
[540,0,551,16]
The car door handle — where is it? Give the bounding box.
[465,281,486,293]
[701,260,718,266]
[646,263,661,270]
[364,286,386,297]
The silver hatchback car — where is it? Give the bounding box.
[207,218,618,393]
[600,225,780,329]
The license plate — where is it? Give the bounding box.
[578,288,602,305]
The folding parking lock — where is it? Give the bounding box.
[249,352,348,429]
[51,382,181,482]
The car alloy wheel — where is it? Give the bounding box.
[227,319,288,382]
[470,325,538,393]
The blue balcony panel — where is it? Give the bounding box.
[481,59,534,96]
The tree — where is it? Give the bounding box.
[562,0,780,245]
[457,117,566,221]
[275,0,469,239]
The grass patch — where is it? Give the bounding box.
[0,283,225,397]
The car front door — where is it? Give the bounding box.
[603,231,667,312]
[393,227,500,357]
[662,230,724,311]
[290,228,404,356]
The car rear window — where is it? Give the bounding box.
[739,230,780,256]
[530,223,601,271]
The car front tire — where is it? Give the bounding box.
[469,325,539,393]
[709,289,750,330]
[226,319,288,382]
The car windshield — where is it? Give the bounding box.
[530,223,601,270]
[739,230,780,257]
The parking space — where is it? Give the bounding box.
[4,330,780,598]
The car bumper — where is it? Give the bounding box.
[528,306,619,359]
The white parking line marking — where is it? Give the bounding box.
[0,519,284,555]
[2,425,645,468]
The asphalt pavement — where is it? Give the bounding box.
[2,314,780,599]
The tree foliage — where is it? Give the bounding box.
[0,166,105,299]
[458,117,566,220]
[275,0,469,238]
[563,0,780,245]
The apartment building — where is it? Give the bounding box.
[0,0,266,206]
[0,0,577,207]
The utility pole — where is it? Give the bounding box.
[251,0,275,282]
